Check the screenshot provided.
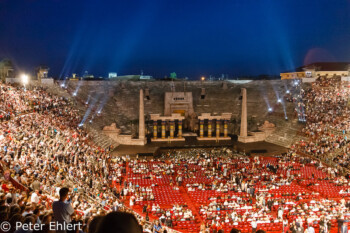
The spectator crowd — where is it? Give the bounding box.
[1,77,350,233]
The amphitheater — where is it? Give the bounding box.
[1,77,350,233]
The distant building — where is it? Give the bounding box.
[36,66,49,81]
[83,71,94,79]
[280,62,350,80]
[116,74,153,80]
[140,75,152,80]
[108,72,117,78]
[0,59,15,81]
[66,73,79,80]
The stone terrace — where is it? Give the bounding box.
[56,80,303,147]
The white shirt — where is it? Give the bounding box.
[31,192,39,203]
[251,221,257,228]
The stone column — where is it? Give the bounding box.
[170,120,174,139]
[208,120,212,137]
[240,88,248,137]
[178,120,183,138]
[139,89,145,141]
[199,120,204,138]
[153,121,158,139]
[216,120,220,138]
[224,120,228,137]
[161,121,166,139]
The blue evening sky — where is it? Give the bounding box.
[0,0,350,78]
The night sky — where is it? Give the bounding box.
[1,0,350,79]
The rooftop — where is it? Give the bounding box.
[284,62,350,73]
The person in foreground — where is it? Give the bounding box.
[52,187,75,233]
[95,212,143,233]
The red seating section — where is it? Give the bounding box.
[120,157,348,233]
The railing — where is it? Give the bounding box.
[10,177,29,192]
[0,161,29,192]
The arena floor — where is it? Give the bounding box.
[116,153,345,233]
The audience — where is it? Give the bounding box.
[1,77,350,233]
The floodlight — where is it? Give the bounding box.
[21,74,29,85]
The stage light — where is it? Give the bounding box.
[277,99,282,103]
[60,84,65,87]
[97,110,101,114]
[78,123,83,127]
[268,107,273,112]
[89,120,92,123]
[73,92,77,96]
[286,90,290,94]
[21,74,29,85]
[85,101,88,104]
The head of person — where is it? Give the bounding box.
[9,205,21,218]
[59,187,70,201]
[23,215,36,228]
[0,210,8,222]
[9,214,24,230]
[88,215,104,233]
[230,228,241,233]
[42,213,53,224]
[95,212,142,233]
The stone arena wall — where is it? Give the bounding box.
[62,80,296,136]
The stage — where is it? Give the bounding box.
[112,136,287,157]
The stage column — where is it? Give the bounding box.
[153,121,158,139]
[161,121,166,139]
[178,120,183,138]
[224,120,228,137]
[139,89,145,141]
[170,120,174,139]
[199,120,204,138]
[216,120,221,138]
[240,88,248,137]
[208,120,212,137]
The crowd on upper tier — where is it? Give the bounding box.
[291,77,350,169]
[0,82,158,233]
